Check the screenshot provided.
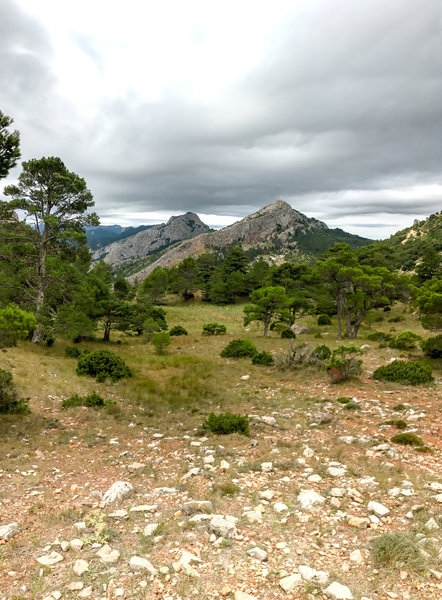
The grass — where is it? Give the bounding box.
[372,532,427,572]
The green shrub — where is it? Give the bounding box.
[65,346,82,359]
[76,350,132,382]
[421,335,442,359]
[169,325,188,336]
[62,392,107,409]
[337,396,352,404]
[202,412,250,436]
[0,304,36,347]
[384,419,407,430]
[327,345,363,383]
[391,432,424,446]
[311,345,331,361]
[388,315,406,323]
[389,330,422,350]
[367,331,392,343]
[373,360,433,385]
[252,351,274,366]
[0,368,30,414]
[220,338,257,358]
[317,314,332,326]
[202,323,227,335]
[343,401,361,411]
[280,327,296,339]
[152,332,171,355]
[372,532,426,571]
[393,403,408,411]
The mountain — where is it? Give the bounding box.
[128,200,371,282]
[92,212,210,267]
[85,224,153,250]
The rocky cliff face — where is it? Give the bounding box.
[129,200,329,282]
[92,212,210,266]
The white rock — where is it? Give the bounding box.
[101,481,133,505]
[68,582,84,591]
[279,573,302,592]
[325,582,353,599]
[274,502,289,513]
[0,522,19,541]
[244,510,262,524]
[143,523,159,536]
[247,547,268,561]
[37,551,64,566]
[204,455,215,464]
[129,556,157,574]
[259,490,275,500]
[308,474,322,483]
[327,467,346,477]
[261,416,277,426]
[108,509,128,518]
[261,462,273,472]
[425,517,439,531]
[234,591,257,600]
[367,501,390,518]
[70,538,83,551]
[220,460,230,470]
[209,515,237,538]
[182,500,213,515]
[298,489,325,509]
[429,482,442,491]
[182,467,201,480]
[434,494,442,503]
[73,559,89,576]
[298,565,329,584]
[97,544,120,563]
[130,504,157,512]
[78,586,93,598]
[330,488,346,497]
[180,550,202,567]
[349,549,364,564]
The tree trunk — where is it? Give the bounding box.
[263,319,270,337]
[337,298,342,340]
[103,321,111,341]
[31,235,47,343]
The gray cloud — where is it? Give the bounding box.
[1,0,441,239]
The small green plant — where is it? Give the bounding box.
[152,332,171,355]
[372,532,426,571]
[220,338,257,358]
[280,327,296,339]
[202,412,250,436]
[384,419,407,430]
[393,403,408,411]
[421,335,442,358]
[391,432,424,447]
[327,345,363,384]
[317,314,332,326]
[311,344,331,361]
[0,304,36,347]
[367,331,392,344]
[65,346,82,359]
[343,401,361,411]
[388,315,406,323]
[212,482,240,497]
[76,349,132,382]
[336,396,352,404]
[62,392,109,409]
[252,351,274,366]
[202,323,227,335]
[169,325,188,336]
[389,330,422,350]
[0,368,30,414]
[373,360,434,385]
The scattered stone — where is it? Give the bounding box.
[69,538,83,551]
[298,489,325,509]
[78,586,92,598]
[247,547,268,561]
[143,523,159,536]
[130,504,157,512]
[259,490,275,500]
[367,501,390,518]
[101,481,133,505]
[279,573,302,592]
[182,500,213,515]
[220,459,230,470]
[129,556,157,574]
[234,591,257,600]
[261,416,277,426]
[73,559,89,576]
[244,510,262,524]
[209,515,237,538]
[298,565,329,584]
[325,581,353,599]
[261,462,273,472]
[108,509,128,518]
[274,502,289,513]
[425,517,439,531]
[0,523,19,542]
[182,467,201,480]
[37,551,64,566]
[127,462,145,471]
[97,544,120,563]
[348,517,369,528]
[349,549,364,564]
[327,466,346,477]
[68,582,84,591]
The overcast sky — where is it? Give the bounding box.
[1,0,441,238]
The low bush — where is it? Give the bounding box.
[280,327,296,339]
[311,344,331,361]
[220,338,257,358]
[367,331,392,344]
[388,315,406,323]
[202,412,250,436]
[0,368,30,414]
[373,360,434,385]
[317,314,332,326]
[372,532,426,571]
[62,392,107,409]
[389,330,422,350]
[76,350,132,382]
[169,325,188,336]
[0,304,36,347]
[384,419,407,430]
[252,351,274,366]
[152,332,171,355]
[275,342,331,370]
[65,346,82,359]
[327,345,363,383]
[421,335,442,359]
[202,323,226,335]
[343,401,361,411]
[391,432,424,447]
[337,396,352,404]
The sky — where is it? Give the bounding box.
[1,0,441,239]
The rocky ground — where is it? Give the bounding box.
[1,374,441,600]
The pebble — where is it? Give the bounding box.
[97,544,120,563]
[37,551,64,566]
[247,547,268,561]
[297,489,325,509]
[325,581,353,599]
[261,462,273,472]
[129,556,157,574]
[0,522,19,541]
[234,591,257,600]
[367,501,390,518]
[182,500,213,515]
[73,559,89,576]
[101,481,133,505]
[279,573,302,592]
[210,515,237,538]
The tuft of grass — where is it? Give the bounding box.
[336,396,352,404]
[212,482,240,497]
[384,419,407,430]
[372,532,426,571]
[201,412,250,436]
